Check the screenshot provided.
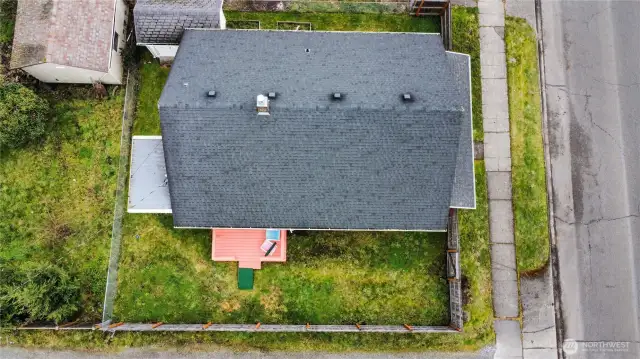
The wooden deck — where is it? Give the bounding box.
[211,229,287,269]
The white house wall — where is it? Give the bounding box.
[22,63,115,84]
[105,0,129,85]
[146,45,179,60]
[219,8,226,29]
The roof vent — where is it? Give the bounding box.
[257,94,270,116]
[402,93,413,102]
[207,90,216,97]
[332,92,342,100]
[268,92,277,99]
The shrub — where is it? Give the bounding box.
[0,83,49,150]
[0,262,80,324]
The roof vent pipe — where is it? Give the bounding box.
[257,94,270,116]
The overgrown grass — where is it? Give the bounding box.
[0,88,124,322]
[505,17,549,272]
[452,7,483,142]
[133,56,169,135]
[457,161,493,342]
[114,215,449,325]
[0,0,16,45]
[225,11,440,32]
[6,160,492,351]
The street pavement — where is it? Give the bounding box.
[539,0,640,358]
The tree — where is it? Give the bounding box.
[0,83,49,150]
[0,262,80,324]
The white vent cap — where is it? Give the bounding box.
[257,94,270,116]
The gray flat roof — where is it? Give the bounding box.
[447,51,476,209]
[128,137,172,213]
[158,29,474,230]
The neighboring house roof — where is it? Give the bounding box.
[158,29,474,230]
[11,0,116,71]
[134,0,223,45]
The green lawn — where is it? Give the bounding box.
[225,11,440,32]
[7,160,492,351]
[452,7,483,142]
[457,161,493,341]
[0,88,124,323]
[114,218,449,325]
[133,57,169,135]
[505,17,549,272]
[0,0,16,45]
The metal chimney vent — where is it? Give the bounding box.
[257,94,270,116]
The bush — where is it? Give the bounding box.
[0,262,80,325]
[0,83,49,150]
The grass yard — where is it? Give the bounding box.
[7,160,492,352]
[452,7,483,142]
[457,161,493,341]
[225,11,440,32]
[0,0,16,45]
[0,87,124,323]
[114,218,449,325]
[133,56,169,135]
[505,17,549,272]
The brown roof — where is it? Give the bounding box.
[11,0,116,72]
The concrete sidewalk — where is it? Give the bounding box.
[477,0,522,358]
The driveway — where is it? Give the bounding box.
[539,0,640,358]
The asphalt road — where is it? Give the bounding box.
[539,0,640,358]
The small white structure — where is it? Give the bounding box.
[10,0,128,85]
[128,136,172,214]
[134,0,225,61]
[256,94,270,116]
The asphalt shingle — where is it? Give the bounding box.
[159,30,473,230]
[447,51,476,209]
[11,0,116,71]
[134,0,223,44]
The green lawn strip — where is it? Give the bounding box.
[225,11,440,32]
[114,216,449,325]
[132,56,169,135]
[0,89,124,322]
[457,161,493,343]
[452,7,483,142]
[0,0,16,45]
[505,17,549,272]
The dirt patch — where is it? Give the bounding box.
[220,299,241,313]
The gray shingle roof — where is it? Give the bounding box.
[447,52,476,209]
[11,0,116,71]
[159,29,473,230]
[134,0,222,44]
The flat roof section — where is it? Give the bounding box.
[128,136,172,213]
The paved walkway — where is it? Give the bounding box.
[477,0,522,358]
